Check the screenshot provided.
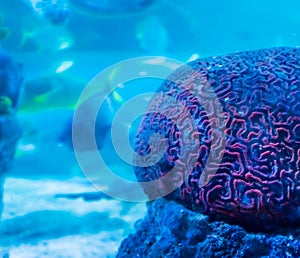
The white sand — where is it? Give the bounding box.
[0,177,147,258]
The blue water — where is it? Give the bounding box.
[0,0,300,257]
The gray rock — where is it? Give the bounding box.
[117,198,300,258]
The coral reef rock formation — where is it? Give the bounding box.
[134,47,300,229]
[117,198,300,258]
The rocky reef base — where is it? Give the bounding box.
[0,48,22,216]
[117,198,300,258]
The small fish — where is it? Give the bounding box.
[23,0,70,25]
[58,108,111,151]
[20,74,84,112]
[20,25,73,51]
[58,86,123,151]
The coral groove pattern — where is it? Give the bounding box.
[134,47,300,228]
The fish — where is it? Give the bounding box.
[19,64,124,151]
[20,64,123,111]
[58,108,111,151]
[20,25,73,51]
[58,75,125,151]
[20,74,84,112]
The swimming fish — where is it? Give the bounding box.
[20,24,73,51]
[20,66,124,150]
[21,70,123,111]
[58,106,111,151]
[20,74,84,112]
[23,0,70,25]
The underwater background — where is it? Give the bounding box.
[0,0,300,257]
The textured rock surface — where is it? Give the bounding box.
[134,47,300,229]
[117,198,300,258]
[0,48,23,215]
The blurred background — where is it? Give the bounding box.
[0,0,300,257]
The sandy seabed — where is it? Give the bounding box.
[0,177,146,258]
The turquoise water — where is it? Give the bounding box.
[0,0,300,257]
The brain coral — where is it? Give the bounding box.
[134,47,300,229]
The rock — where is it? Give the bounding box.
[117,198,300,258]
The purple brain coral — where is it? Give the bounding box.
[134,47,300,229]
